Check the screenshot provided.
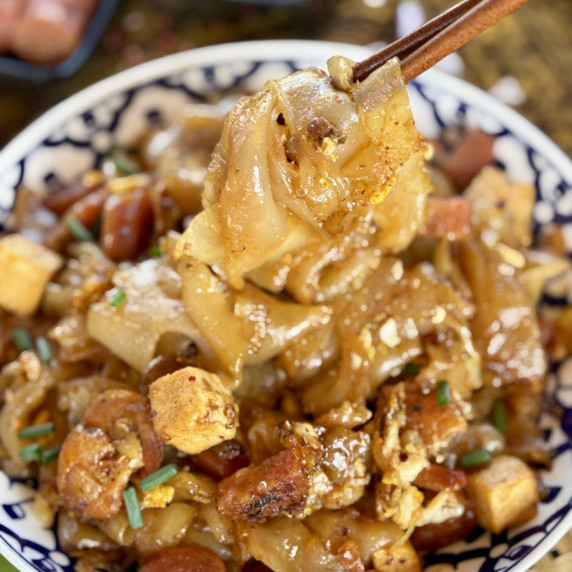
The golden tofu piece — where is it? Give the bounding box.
[0,234,63,317]
[466,454,538,534]
[149,366,238,455]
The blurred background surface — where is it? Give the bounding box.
[0,0,570,155]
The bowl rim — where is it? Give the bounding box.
[0,39,570,180]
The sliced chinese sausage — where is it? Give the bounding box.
[192,439,250,481]
[100,187,154,261]
[411,492,476,552]
[138,545,227,572]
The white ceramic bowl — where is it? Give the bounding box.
[0,40,571,572]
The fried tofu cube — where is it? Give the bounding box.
[149,366,238,455]
[466,454,538,534]
[0,234,63,317]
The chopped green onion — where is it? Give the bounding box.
[36,336,52,364]
[65,215,94,242]
[123,486,143,529]
[460,449,492,468]
[140,463,179,492]
[149,243,161,258]
[110,149,140,175]
[18,422,55,440]
[91,213,103,240]
[402,363,421,376]
[19,443,43,462]
[109,289,127,308]
[40,445,61,464]
[12,328,33,352]
[436,380,450,407]
[492,400,507,434]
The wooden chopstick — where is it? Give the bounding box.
[352,0,530,84]
[353,0,481,83]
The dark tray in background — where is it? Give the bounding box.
[0,0,120,82]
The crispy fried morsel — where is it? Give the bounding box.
[139,545,226,572]
[217,421,324,520]
[57,424,132,521]
[82,389,163,475]
[403,383,467,456]
[217,447,313,520]
[57,389,163,521]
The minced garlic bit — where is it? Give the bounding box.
[431,305,447,325]
[379,318,401,349]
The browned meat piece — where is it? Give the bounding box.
[403,383,467,456]
[217,447,313,520]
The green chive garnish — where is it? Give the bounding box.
[492,400,507,434]
[12,328,33,352]
[66,215,94,242]
[18,422,55,440]
[403,363,421,376]
[109,289,127,308]
[436,380,450,407]
[40,445,61,464]
[460,449,492,468]
[19,443,43,462]
[110,150,139,175]
[140,463,179,492]
[36,336,52,364]
[149,243,161,258]
[123,486,143,529]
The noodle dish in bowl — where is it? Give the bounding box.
[0,40,570,572]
